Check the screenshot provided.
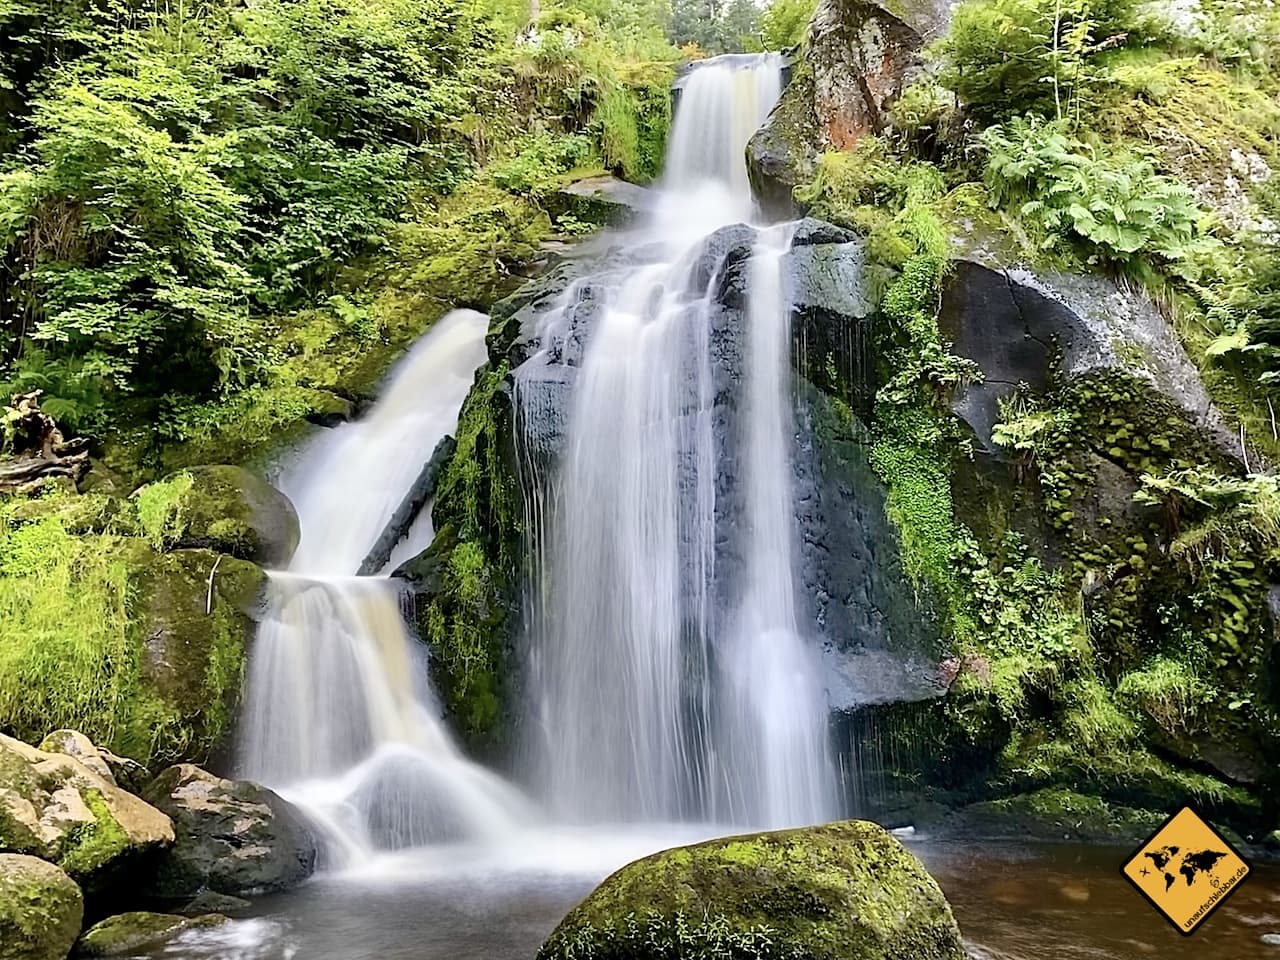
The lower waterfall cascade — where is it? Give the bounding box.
[239,308,530,866]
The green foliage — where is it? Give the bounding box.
[939,0,1145,125]
[759,0,816,50]
[0,492,133,748]
[981,116,1218,275]
[1135,467,1280,568]
[668,0,762,55]
[1118,657,1214,736]
[134,470,193,548]
[487,133,597,193]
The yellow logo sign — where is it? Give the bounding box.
[1122,806,1250,935]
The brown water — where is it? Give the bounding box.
[142,835,1280,960]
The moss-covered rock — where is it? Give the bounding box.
[538,821,964,960]
[133,466,300,567]
[117,546,265,767]
[952,788,1166,844]
[548,174,651,228]
[397,364,523,751]
[0,854,84,960]
[0,734,173,899]
[142,764,316,898]
[75,911,228,957]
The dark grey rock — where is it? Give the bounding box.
[358,434,457,574]
[940,260,1252,467]
[142,765,317,898]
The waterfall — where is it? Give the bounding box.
[521,53,839,828]
[239,309,529,866]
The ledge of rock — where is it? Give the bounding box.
[550,175,652,228]
[940,260,1251,468]
[75,911,229,958]
[538,820,964,960]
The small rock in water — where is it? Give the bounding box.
[986,878,1029,906]
[1120,940,1158,955]
[891,825,916,838]
[179,891,252,916]
[1059,883,1090,903]
[1261,932,1280,947]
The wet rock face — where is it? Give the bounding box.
[537,820,965,960]
[940,260,1247,464]
[0,853,84,960]
[501,221,945,711]
[141,765,316,899]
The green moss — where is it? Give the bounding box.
[962,787,1166,843]
[0,490,262,767]
[57,789,130,880]
[136,472,194,548]
[77,912,225,958]
[411,363,522,745]
[539,821,964,960]
[0,854,84,960]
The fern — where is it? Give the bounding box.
[982,115,1219,275]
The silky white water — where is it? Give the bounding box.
[523,53,839,828]
[240,309,529,866]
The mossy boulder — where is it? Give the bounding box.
[0,854,84,960]
[538,821,964,960]
[142,765,316,898]
[75,911,228,958]
[0,734,173,899]
[549,174,652,227]
[118,546,266,767]
[134,466,299,567]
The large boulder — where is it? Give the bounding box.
[549,175,653,228]
[0,735,173,896]
[748,0,951,215]
[539,821,964,960]
[75,912,229,958]
[939,260,1247,466]
[142,765,316,898]
[0,854,84,960]
[133,465,300,567]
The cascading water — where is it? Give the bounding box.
[239,309,529,865]
[521,53,839,829]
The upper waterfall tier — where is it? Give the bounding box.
[517,53,840,829]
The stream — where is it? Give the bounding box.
[136,838,1280,959]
